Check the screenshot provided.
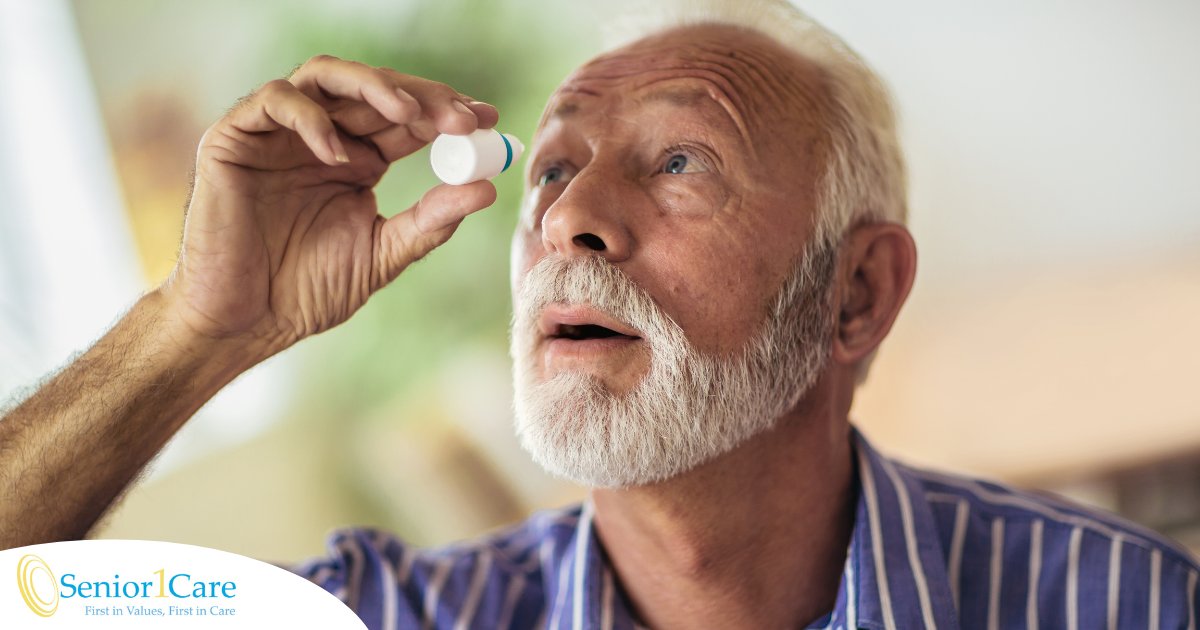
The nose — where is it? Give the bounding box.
[539,163,634,263]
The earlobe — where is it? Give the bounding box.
[831,223,917,367]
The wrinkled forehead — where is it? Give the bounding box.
[536,23,832,147]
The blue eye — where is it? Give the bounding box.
[664,154,689,174]
[538,166,564,186]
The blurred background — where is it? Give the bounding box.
[0,0,1197,560]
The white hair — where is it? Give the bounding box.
[511,243,837,488]
[598,0,906,381]
[600,0,907,239]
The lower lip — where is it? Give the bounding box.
[544,336,642,362]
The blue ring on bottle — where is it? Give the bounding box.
[499,131,513,172]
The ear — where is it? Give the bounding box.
[831,223,917,369]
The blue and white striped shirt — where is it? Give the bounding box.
[295,429,1200,629]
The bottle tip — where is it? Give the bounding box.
[503,134,525,161]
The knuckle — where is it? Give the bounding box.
[351,63,391,88]
[196,126,239,163]
[374,65,402,79]
[305,53,338,66]
[259,79,292,98]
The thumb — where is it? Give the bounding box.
[373,181,498,289]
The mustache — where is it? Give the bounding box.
[513,255,684,345]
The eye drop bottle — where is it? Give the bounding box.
[430,128,524,185]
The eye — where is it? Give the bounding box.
[538,166,565,186]
[662,153,705,175]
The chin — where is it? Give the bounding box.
[511,364,785,489]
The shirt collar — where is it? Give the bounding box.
[848,427,961,630]
[549,428,961,630]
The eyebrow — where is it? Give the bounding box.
[549,102,580,119]
[543,83,751,152]
[548,85,713,118]
[549,86,718,120]
[638,85,751,145]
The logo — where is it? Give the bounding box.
[3,540,366,628]
[16,554,59,617]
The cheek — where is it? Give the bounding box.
[651,175,728,217]
[644,232,779,357]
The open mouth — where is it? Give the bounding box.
[539,304,643,345]
[553,323,639,341]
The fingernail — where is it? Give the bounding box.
[452,100,473,115]
[329,132,350,164]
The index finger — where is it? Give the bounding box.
[289,55,419,125]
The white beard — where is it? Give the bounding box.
[510,238,838,488]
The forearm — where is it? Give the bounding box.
[0,290,267,548]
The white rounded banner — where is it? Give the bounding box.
[0,540,366,628]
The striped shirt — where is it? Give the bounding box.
[294,428,1200,629]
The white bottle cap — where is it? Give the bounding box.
[429,128,525,186]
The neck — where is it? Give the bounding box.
[590,381,856,629]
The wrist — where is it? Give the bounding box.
[136,290,282,383]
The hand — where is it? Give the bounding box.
[159,55,499,358]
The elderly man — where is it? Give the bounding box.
[1,1,1196,628]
